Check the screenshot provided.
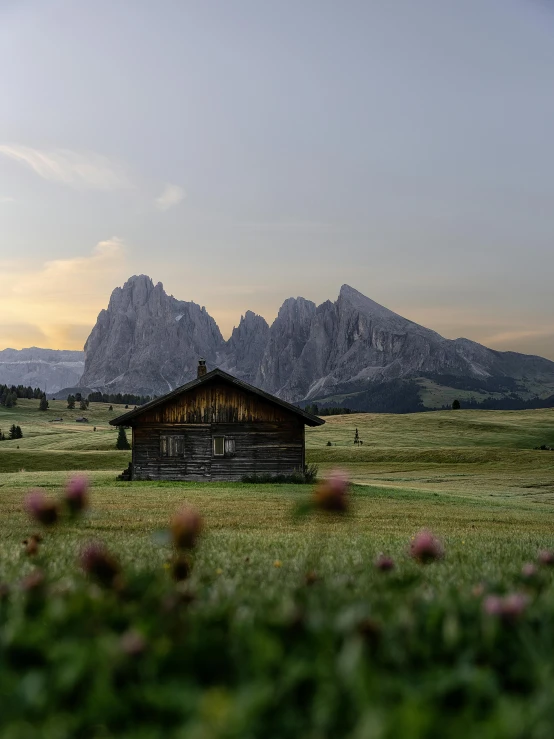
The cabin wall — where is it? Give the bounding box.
[131,421,304,481]
[137,380,296,425]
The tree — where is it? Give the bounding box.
[354,428,359,445]
[116,426,131,450]
[8,424,17,440]
[16,425,23,439]
[80,399,89,411]
[4,392,15,408]
[452,399,461,410]
[0,429,5,441]
[75,392,82,402]
[67,394,75,409]
[39,396,49,412]
[109,405,113,411]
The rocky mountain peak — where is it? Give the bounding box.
[78,276,554,407]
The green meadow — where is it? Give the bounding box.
[1,399,554,737]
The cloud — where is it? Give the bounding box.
[155,183,186,211]
[0,144,132,190]
[0,238,129,350]
[0,195,15,203]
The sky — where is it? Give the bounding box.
[1,0,553,360]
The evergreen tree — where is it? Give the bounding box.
[39,396,49,411]
[16,426,23,439]
[4,393,14,408]
[0,430,5,441]
[79,399,89,411]
[452,399,461,410]
[109,405,113,411]
[116,426,131,450]
[8,424,17,440]
[75,392,82,402]
[354,428,359,445]
[67,394,75,409]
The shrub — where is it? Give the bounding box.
[242,464,318,485]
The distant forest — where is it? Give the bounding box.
[87,392,153,405]
[444,395,554,411]
[305,380,426,415]
[306,377,554,415]
[0,384,45,407]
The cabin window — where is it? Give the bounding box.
[213,436,236,457]
[160,435,185,457]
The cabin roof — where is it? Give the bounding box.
[109,368,325,427]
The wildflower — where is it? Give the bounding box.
[313,470,349,513]
[409,530,444,564]
[171,556,190,581]
[120,630,146,657]
[23,534,41,556]
[522,562,538,579]
[215,568,223,575]
[25,490,59,526]
[483,593,529,621]
[274,560,282,568]
[170,506,202,550]
[64,475,89,515]
[20,569,45,593]
[538,550,554,566]
[375,554,395,572]
[80,541,120,588]
[472,583,485,598]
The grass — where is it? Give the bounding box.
[2,402,554,735]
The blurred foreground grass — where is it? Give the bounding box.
[2,403,554,737]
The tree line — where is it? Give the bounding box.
[304,404,353,416]
[88,392,152,405]
[1,384,45,408]
[0,424,23,441]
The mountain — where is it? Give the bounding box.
[80,275,224,396]
[78,276,554,411]
[0,347,84,395]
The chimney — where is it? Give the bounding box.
[197,358,207,378]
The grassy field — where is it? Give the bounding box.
[1,400,554,736]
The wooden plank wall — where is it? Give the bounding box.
[136,380,296,425]
[132,422,304,481]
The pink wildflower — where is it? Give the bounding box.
[409,530,444,564]
[375,554,395,572]
[25,489,59,526]
[20,569,45,593]
[65,475,89,515]
[170,507,203,550]
[538,550,554,566]
[80,541,120,588]
[313,470,349,512]
[120,630,146,656]
[483,592,529,621]
[521,562,538,579]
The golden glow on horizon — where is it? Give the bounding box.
[0,248,552,361]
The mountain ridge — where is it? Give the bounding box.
[77,275,554,410]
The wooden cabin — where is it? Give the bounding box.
[110,361,324,481]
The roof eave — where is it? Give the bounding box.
[108,368,325,427]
